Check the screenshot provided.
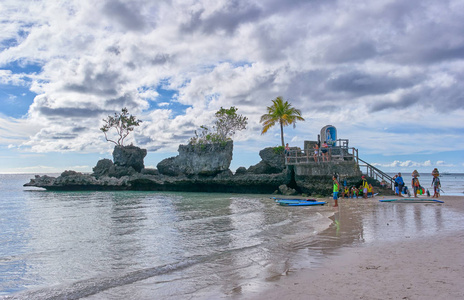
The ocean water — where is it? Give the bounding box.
[386,173,464,196]
[1,174,464,299]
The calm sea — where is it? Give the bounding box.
[1,173,463,299]
[386,173,464,196]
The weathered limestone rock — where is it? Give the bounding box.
[23,174,56,187]
[93,158,115,178]
[24,171,132,191]
[279,184,298,195]
[141,168,159,175]
[157,141,233,176]
[234,166,247,175]
[247,147,285,174]
[113,145,147,172]
[54,170,98,186]
[93,158,137,178]
[259,147,285,171]
[156,157,182,176]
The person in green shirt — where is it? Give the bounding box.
[333,176,339,207]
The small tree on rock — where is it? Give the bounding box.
[100,108,142,146]
[215,106,248,141]
[189,106,248,145]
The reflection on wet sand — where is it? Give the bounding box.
[288,196,463,275]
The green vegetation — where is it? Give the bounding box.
[260,96,305,147]
[100,108,142,146]
[273,146,285,154]
[189,106,248,145]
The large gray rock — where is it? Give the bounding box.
[279,184,298,196]
[23,171,131,190]
[247,147,285,174]
[113,145,147,172]
[259,147,285,170]
[54,170,98,185]
[93,158,115,178]
[156,157,182,176]
[157,141,233,176]
[93,157,137,178]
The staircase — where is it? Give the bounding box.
[357,157,394,191]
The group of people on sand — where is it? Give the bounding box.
[331,175,375,207]
[393,168,442,198]
[331,168,442,207]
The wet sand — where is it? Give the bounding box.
[250,195,464,300]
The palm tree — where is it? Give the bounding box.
[260,96,305,147]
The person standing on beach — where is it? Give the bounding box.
[333,176,339,207]
[412,170,420,198]
[361,176,369,199]
[431,168,441,198]
[395,173,404,197]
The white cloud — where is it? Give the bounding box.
[0,0,463,172]
[372,160,455,169]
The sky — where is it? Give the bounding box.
[1,0,463,175]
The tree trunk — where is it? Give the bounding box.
[280,121,285,147]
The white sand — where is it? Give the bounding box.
[249,196,464,300]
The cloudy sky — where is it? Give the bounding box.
[1,0,463,175]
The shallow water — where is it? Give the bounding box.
[1,174,463,299]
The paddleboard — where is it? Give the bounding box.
[380,198,444,204]
[273,197,318,203]
[278,200,326,206]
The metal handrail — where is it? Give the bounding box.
[358,157,394,190]
[285,146,357,164]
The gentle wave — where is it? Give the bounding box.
[3,258,205,300]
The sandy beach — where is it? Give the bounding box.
[248,195,464,300]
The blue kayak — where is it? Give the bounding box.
[277,199,327,206]
[272,197,318,202]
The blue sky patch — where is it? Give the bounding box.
[3,60,43,74]
[140,85,191,118]
[0,84,36,118]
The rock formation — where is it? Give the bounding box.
[24,143,376,196]
[157,141,233,176]
[112,145,147,172]
[247,147,285,174]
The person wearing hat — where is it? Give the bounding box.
[431,168,441,198]
[411,170,420,198]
